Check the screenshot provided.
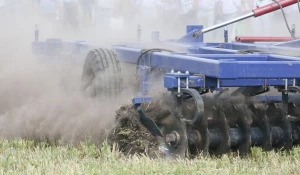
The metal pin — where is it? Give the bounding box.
[217,79,220,88]
[186,78,189,89]
[224,26,228,43]
[178,71,181,96]
[186,71,189,89]
[178,77,181,96]
[264,79,268,90]
[293,79,296,86]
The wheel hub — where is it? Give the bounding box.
[165,131,181,148]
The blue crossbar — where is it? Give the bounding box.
[113,45,300,79]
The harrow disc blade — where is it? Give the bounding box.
[133,97,189,159]
[156,112,188,160]
[201,90,254,157]
[135,102,188,159]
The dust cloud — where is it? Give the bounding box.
[0,1,186,147]
[0,2,136,146]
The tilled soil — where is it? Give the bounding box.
[107,104,160,158]
[107,96,176,158]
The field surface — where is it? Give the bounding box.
[0,139,299,175]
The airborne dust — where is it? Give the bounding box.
[0,2,177,151]
[0,1,299,157]
[0,2,123,146]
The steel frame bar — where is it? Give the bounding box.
[113,45,300,79]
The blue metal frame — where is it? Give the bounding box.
[31,25,300,102]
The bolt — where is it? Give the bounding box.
[165,131,180,148]
[165,134,175,143]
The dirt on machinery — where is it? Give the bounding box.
[107,104,160,158]
[107,94,176,158]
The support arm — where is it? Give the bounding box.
[192,0,298,38]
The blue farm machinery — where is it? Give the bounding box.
[32,0,300,159]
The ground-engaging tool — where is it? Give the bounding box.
[31,0,300,159]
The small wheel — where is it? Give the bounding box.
[81,48,123,98]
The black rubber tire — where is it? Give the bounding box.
[81,48,123,98]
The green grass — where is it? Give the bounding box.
[0,139,299,175]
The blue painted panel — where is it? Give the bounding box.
[224,43,300,56]
[197,47,238,54]
[177,25,204,43]
[113,46,227,78]
[224,43,259,51]
[31,40,89,56]
[114,46,300,79]
[132,97,152,105]
[189,54,268,61]
[237,62,300,79]
[150,53,224,78]
[267,54,300,61]
[132,95,300,106]
[113,46,142,63]
[164,75,203,88]
[165,73,190,78]
[218,79,296,87]
[164,75,298,88]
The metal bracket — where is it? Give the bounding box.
[179,88,204,126]
[136,105,164,137]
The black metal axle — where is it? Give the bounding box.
[208,127,284,148]
[187,123,300,155]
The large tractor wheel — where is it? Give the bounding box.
[81,48,123,98]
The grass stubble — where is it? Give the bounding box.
[0,138,299,175]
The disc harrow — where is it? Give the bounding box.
[30,0,300,159]
[129,85,300,159]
